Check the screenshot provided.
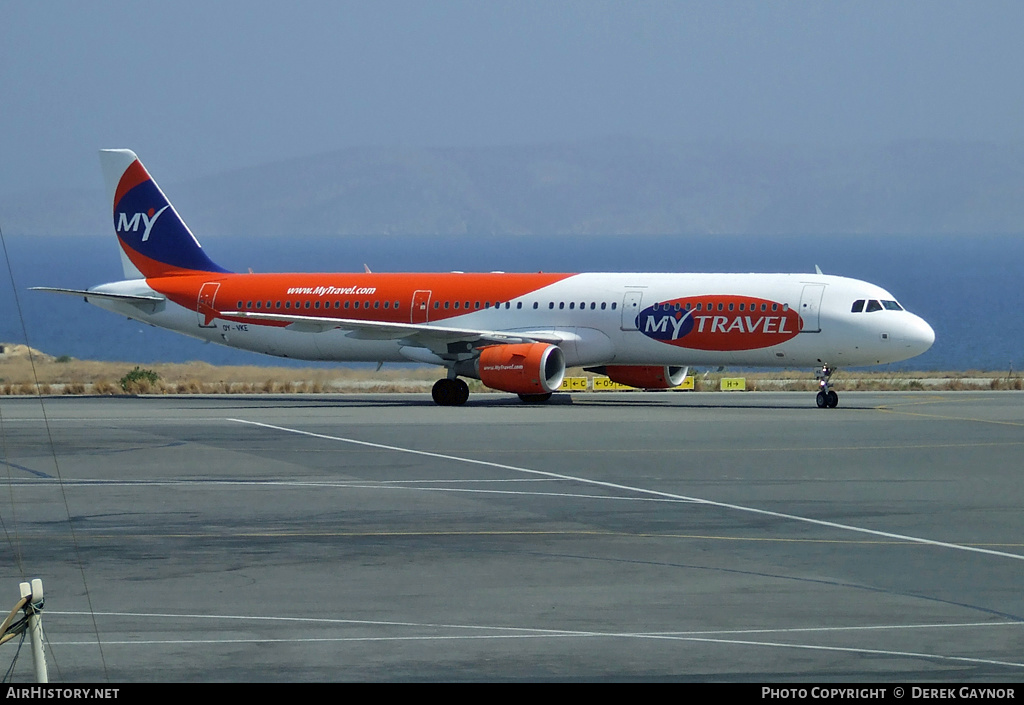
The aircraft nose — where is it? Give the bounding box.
[901,315,935,356]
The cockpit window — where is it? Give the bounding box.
[853,298,904,313]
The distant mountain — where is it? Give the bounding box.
[5,138,1024,237]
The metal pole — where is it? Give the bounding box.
[19,580,48,683]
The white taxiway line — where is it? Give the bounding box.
[45,611,1024,669]
[229,418,1024,563]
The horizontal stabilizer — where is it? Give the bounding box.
[31,286,166,314]
[30,286,165,303]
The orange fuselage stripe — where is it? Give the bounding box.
[150,271,576,324]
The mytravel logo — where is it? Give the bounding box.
[482,363,525,372]
[639,295,801,351]
[116,205,170,242]
[285,285,377,296]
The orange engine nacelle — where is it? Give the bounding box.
[604,365,688,390]
[478,343,566,395]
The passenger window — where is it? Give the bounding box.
[852,300,865,313]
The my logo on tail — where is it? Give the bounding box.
[116,205,171,242]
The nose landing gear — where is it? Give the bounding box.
[815,364,839,408]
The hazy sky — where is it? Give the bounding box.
[3,1,1023,197]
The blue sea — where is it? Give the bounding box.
[2,234,1021,372]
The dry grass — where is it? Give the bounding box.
[0,343,1020,395]
[0,343,440,395]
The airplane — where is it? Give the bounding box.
[34,149,935,407]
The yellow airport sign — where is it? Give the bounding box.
[559,376,589,391]
[720,377,746,391]
[591,377,633,391]
[559,375,696,392]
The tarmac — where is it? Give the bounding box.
[1,390,1023,682]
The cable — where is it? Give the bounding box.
[0,222,108,681]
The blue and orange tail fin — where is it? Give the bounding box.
[100,149,231,279]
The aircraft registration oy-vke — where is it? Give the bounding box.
[35,150,935,407]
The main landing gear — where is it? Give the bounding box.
[815,364,839,408]
[431,378,554,406]
[432,378,469,406]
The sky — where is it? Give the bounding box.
[2,0,1024,198]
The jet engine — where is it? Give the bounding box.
[603,365,688,390]
[477,343,566,395]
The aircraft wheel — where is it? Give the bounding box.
[518,392,552,404]
[816,391,828,408]
[454,378,470,405]
[433,378,470,406]
[432,379,454,406]
[826,390,839,408]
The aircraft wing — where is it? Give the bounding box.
[224,310,563,356]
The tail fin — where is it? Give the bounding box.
[100,149,230,279]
